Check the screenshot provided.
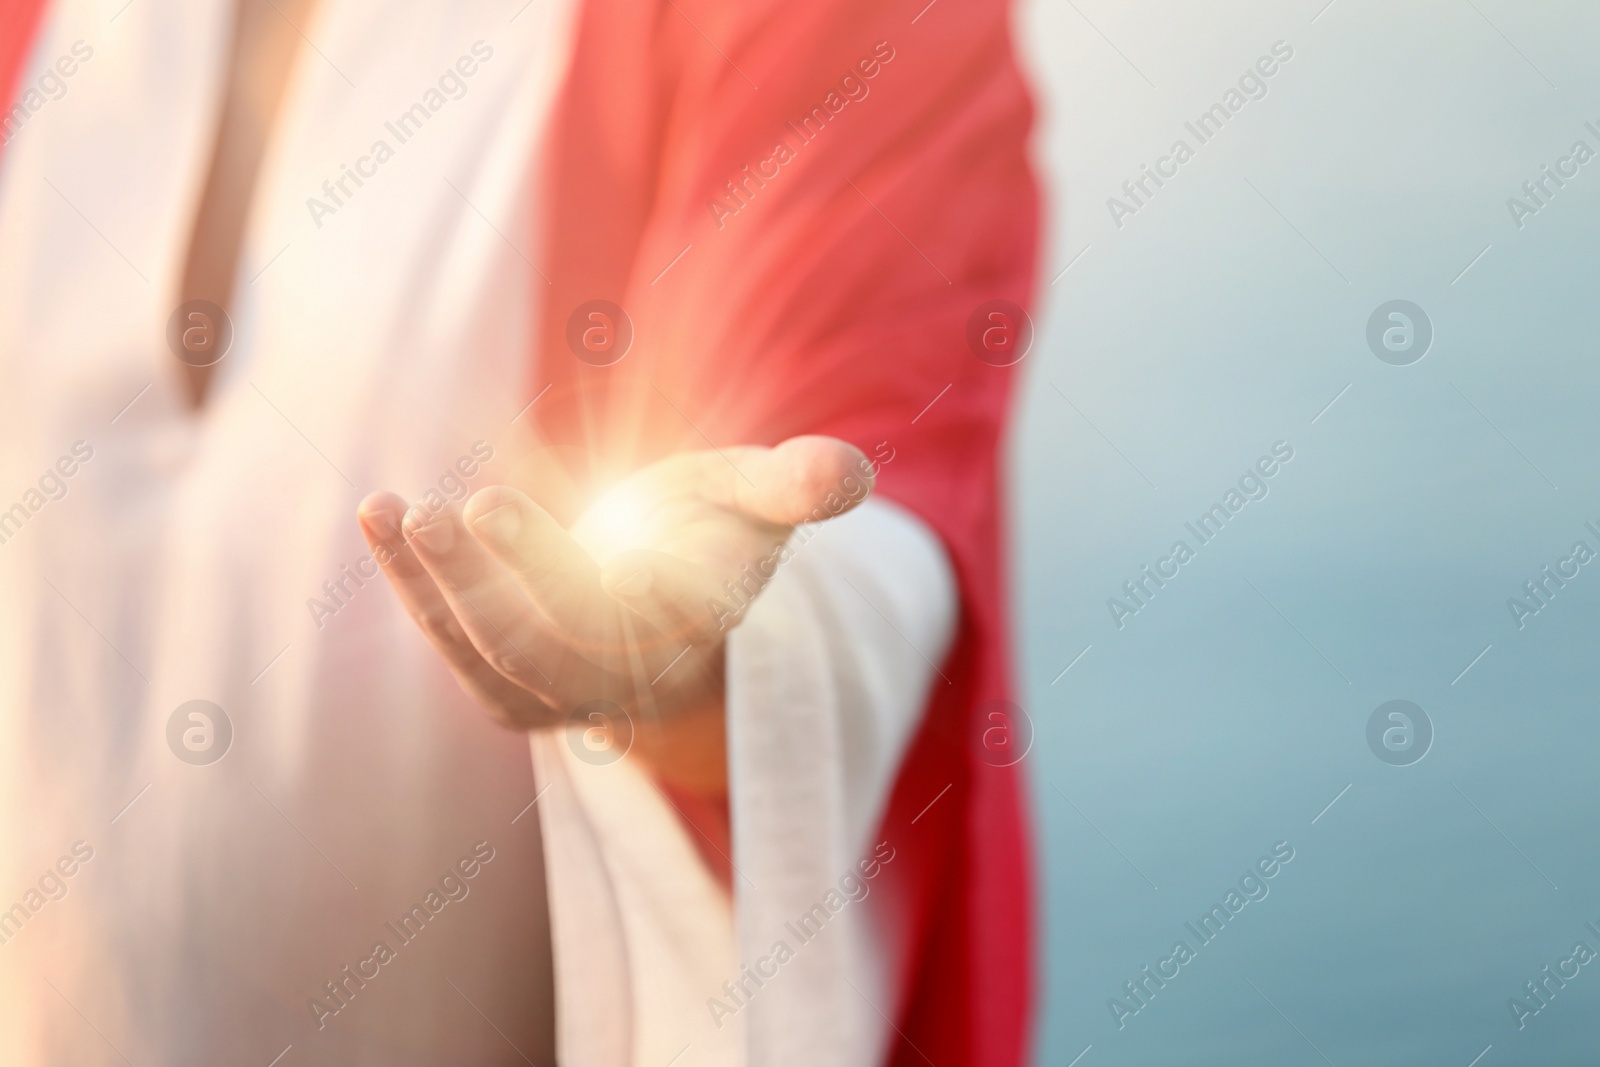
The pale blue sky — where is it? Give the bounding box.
[1014,2,1600,1063]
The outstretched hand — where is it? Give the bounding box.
[356,436,874,747]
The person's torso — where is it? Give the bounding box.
[0,0,577,1061]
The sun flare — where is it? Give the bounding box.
[572,482,654,564]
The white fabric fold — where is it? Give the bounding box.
[0,0,582,1061]
[538,496,956,1066]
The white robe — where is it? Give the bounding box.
[0,1,956,1064]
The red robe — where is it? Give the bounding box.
[535,1,1039,1061]
[0,0,49,138]
[1,0,1040,1059]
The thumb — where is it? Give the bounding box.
[744,436,876,526]
[662,435,876,528]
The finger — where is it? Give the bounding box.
[357,493,556,727]
[399,502,578,695]
[461,485,625,652]
[647,436,875,527]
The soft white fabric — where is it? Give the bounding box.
[537,497,957,1067]
[0,1,579,1063]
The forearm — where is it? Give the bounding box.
[631,645,730,797]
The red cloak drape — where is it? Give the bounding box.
[1,0,1040,1058]
[535,0,1039,1062]
[0,0,49,145]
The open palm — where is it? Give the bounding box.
[356,436,874,736]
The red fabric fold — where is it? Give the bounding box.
[0,0,50,150]
[536,1,1040,1062]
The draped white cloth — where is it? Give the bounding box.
[0,1,955,1064]
[541,499,955,1067]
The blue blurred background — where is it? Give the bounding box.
[1012,2,1600,1063]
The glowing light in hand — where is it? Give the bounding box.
[572,483,652,563]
